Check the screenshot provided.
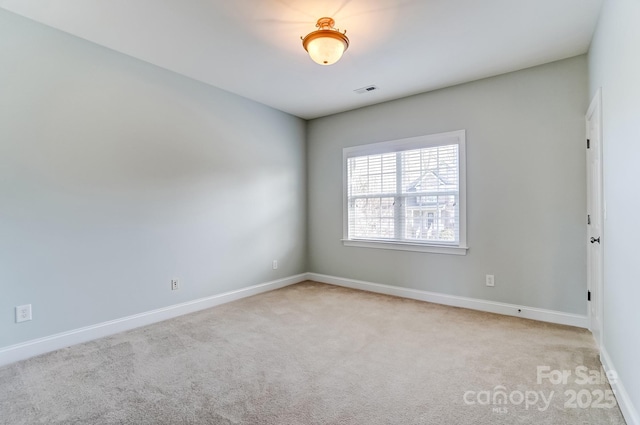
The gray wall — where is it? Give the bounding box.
[307,56,589,314]
[588,0,640,417]
[0,10,307,348]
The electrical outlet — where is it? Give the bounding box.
[272,260,278,270]
[486,274,495,287]
[171,279,179,291]
[16,304,32,323]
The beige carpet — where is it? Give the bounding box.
[0,282,626,424]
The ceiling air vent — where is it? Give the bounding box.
[354,85,378,94]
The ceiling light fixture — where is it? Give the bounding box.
[301,17,349,66]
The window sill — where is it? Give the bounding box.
[342,239,468,255]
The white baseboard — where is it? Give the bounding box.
[307,273,588,328]
[0,272,591,368]
[0,273,307,367]
[601,347,640,425]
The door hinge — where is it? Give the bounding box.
[587,139,591,149]
[588,290,591,301]
[587,214,591,225]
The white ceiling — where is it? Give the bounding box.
[0,0,603,119]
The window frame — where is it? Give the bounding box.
[342,130,468,255]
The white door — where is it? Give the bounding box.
[586,89,604,348]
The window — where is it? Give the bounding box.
[343,130,467,255]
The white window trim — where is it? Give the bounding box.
[342,130,468,255]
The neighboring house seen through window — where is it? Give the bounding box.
[343,130,467,255]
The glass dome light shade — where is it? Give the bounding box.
[302,18,349,66]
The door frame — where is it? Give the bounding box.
[586,88,604,348]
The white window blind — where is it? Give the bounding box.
[343,130,467,255]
